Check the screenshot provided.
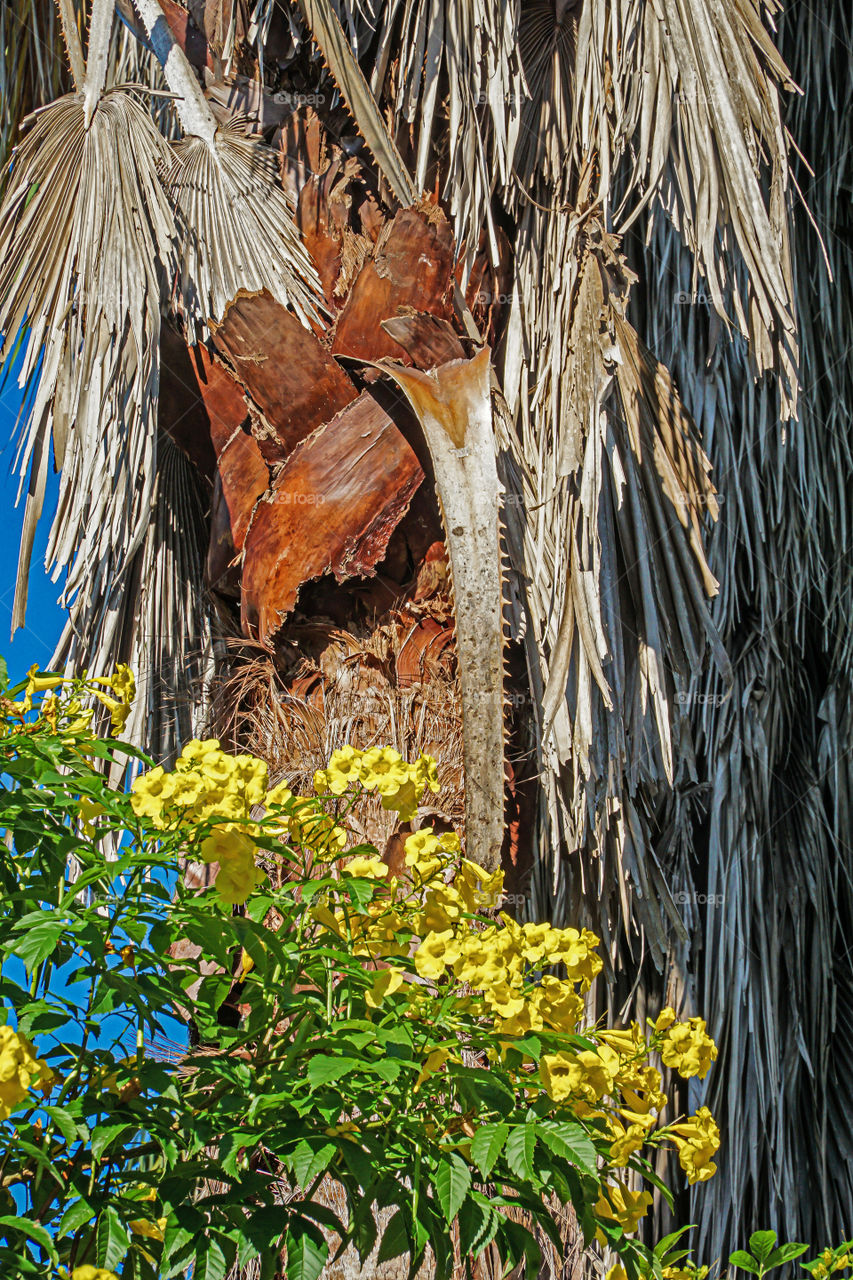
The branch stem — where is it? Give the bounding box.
[133,0,218,148]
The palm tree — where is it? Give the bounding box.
[1,0,851,1258]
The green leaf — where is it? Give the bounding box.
[433,1153,471,1224]
[768,1246,809,1267]
[290,1138,336,1190]
[457,1199,489,1256]
[57,1198,95,1239]
[730,1252,761,1275]
[0,1216,58,1263]
[286,1225,329,1280]
[470,1123,509,1178]
[504,1125,538,1184]
[44,1103,81,1147]
[376,1209,410,1264]
[535,1120,598,1178]
[9,919,66,971]
[97,1205,131,1269]
[306,1055,361,1088]
[92,1122,133,1163]
[194,1236,228,1280]
[750,1233,778,1263]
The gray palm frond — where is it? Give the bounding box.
[135,0,324,337]
[169,123,323,337]
[0,86,177,643]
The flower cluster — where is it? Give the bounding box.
[315,744,440,820]
[130,737,268,829]
[654,1007,718,1079]
[12,663,136,735]
[306,815,721,1226]
[809,1248,853,1280]
[0,1026,53,1121]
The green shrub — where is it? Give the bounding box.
[0,665,721,1280]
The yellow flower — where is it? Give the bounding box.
[547,926,603,989]
[598,1025,644,1057]
[365,968,405,1007]
[22,664,64,711]
[79,797,105,837]
[380,778,420,821]
[342,854,389,880]
[72,1269,120,1280]
[658,1015,718,1080]
[326,745,364,795]
[360,747,407,792]
[606,1266,629,1280]
[214,856,265,907]
[457,861,504,913]
[404,828,444,879]
[130,766,175,826]
[654,1006,677,1032]
[609,1121,647,1166]
[129,1216,167,1241]
[411,752,441,794]
[414,929,461,979]
[414,1047,450,1089]
[0,1027,54,1121]
[595,1181,653,1236]
[178,738,223,765]
[438,832,461,854]
[539,1048,616,1104]
[666,1107,720,1183]
[532,976,583,1031]
[419,884,466,933]
[200,827,256,866]
[483,983,528,1020]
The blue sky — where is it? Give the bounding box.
[0,374,65,684]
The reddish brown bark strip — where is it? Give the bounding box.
[331,208,455,362]
[206,427,270,593]
[241,392,424,644]
[212,290,358,463]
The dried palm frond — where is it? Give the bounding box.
[168,122,322,337]
[0,83,177,648]
[54,432,217,766]
[134,0,324,338]
[621,0,853,1251]
[0,0,75,182]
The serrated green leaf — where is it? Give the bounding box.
[306,1055,361,1088]
[470,1122,509,1178]
[57,1197,95,1239]
[97,1205,130,1269]
[44,1103,81,1147]
[768,1245,808,1267]
[92,1122,133,1163]
[433,1153,471,1224]
[285,1225,328,1280]
[194,1236,228,1280]
[290,1138,336,1190]
[0,1216,58,1262]
[535,1120,598,1177]
[504,1125,538,1183]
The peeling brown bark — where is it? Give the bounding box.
[241,391,425,644]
